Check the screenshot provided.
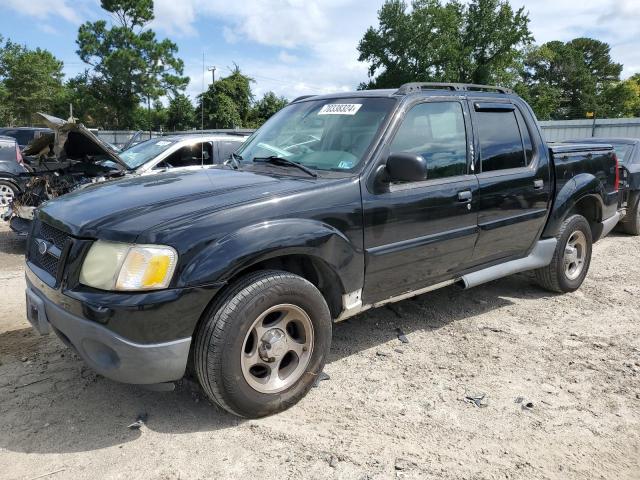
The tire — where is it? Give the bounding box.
[535,214,592,293]
[194,270,332,418]
[620,192,640,236]
[0,180,18,220]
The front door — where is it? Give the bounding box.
[362,100,479,303]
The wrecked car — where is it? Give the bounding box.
[7,113,249,234]
[6,113,131,233]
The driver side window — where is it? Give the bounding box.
[389,102,468,181]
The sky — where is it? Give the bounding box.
[1,0,639,102]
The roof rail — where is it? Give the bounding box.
[290,95,317,103]
[395,82,513,95]
[162,129,255,137]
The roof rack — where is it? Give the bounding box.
[395,82,512,95]
[290,95,316,103]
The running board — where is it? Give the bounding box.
[459,239,557,289]
[335,239,557,322]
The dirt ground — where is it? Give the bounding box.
[0,222,638,480]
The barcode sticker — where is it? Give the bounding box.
[318,104,362,115]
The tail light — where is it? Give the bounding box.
[15,143,23,165]
[613,153,620,191]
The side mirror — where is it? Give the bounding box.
[386,152,428,183]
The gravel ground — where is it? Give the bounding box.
[0,222,639,480]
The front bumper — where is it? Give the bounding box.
[9,215,31,236]
[26,277,191,385]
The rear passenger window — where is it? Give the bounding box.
[477,110,526,172]
[389,102,468,180]
[515,109,533,165]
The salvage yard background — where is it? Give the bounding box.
[95,118,640,149]
[0,221,638,480]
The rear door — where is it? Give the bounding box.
[362,99,479,303]
[469,100,551,264]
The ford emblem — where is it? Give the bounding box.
[37,240,48,255]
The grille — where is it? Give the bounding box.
[39,222,69,251]
[28,221,70,280]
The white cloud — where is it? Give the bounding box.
[156,0,380,100]
[37,24,59,35]
[149,0,197,36]
[3,0,83,24]
[278,51,298,64]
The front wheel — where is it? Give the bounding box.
[0,181,18,220]
[535,214,593,293]
[194,270,332,418]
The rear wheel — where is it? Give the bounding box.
[620,192,640,235]
[194,270,332,418]
[535,214,592,293]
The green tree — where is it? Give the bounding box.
[0,84,9,125]
[0,37,65,125]
[166,93,196,131]
[248,91,288,127]
[518,38,624,119]
[76,0,188,128]
[132,99,167,130]
[53,72,111,126]
[198,66,254,128]
[619,74,640,117]
[358,0,532,88]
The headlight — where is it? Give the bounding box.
[79,240,178,291]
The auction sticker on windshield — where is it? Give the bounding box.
[318,104,362,115]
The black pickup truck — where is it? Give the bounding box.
[24,83,621,418]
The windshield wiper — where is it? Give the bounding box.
[253,156,317,178]
[224,152,243,169]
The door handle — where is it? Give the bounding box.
[533,179,544,190]
[458,190,472,202]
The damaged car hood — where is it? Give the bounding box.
[22,113,131,171]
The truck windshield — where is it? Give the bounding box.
[119,138,178,169]
[237,97,396,172]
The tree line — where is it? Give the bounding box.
[358,0,640,120]
[0,0,288,130]
[1,0,639,130]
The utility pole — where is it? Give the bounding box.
[207,66,216,85]
[147,96,152,139]
[586,111,597,137]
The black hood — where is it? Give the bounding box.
[37,167,318,242]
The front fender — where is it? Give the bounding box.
[543,173,604,238]
[0,172,25,191]
[177,218,364,293]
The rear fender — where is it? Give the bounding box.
[543,173,604,238]
[178,218,363,293]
